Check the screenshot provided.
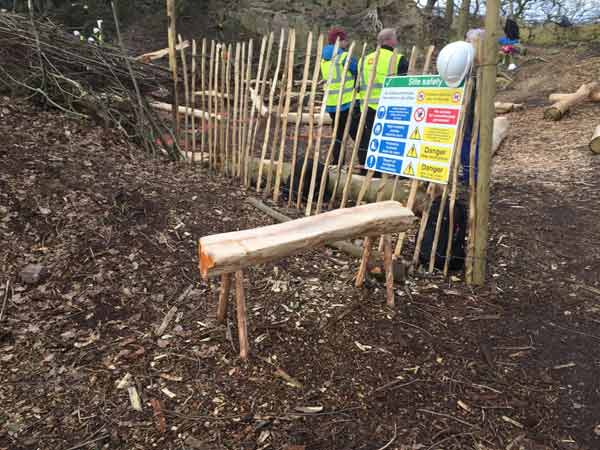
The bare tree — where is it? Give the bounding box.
[456,0,471,39]
[445,0,455,28]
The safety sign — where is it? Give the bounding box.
[365,75,464,184]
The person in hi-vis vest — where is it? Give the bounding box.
[320,27,361,165]
[358,28,409,175]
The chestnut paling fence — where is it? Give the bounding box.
[167,29,480,279]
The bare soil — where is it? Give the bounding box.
[1,45,600,450]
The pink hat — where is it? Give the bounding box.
[327,27,347,45]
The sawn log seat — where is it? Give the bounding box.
[198,200,415,359]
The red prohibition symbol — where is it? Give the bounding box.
[413,107,426,122]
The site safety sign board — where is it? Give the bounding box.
[365,75,464,184]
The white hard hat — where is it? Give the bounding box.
[436,41,475,88]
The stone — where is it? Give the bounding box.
[20,264,49,285]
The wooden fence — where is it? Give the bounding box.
[166,29,482,279]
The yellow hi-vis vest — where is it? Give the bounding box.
[359,48,402,110]
[320,52,355,108]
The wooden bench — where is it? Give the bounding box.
[198,200,415,359]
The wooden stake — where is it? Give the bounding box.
[394,46,426,257]
[305,37,340,215]
[246,34,272,187]
[407,45,418,73]
[217,273,230,323]
[411,184,436,267]
[207,40,215,171]
[200,38,207,166]
[465,77,482,282]
[296,34,324,208]
[235,270,249,360]
[273,30,296,203]
[340,46,382,208]
[166,0,179,142]
[383,234,394,307]
[287,31,313,207]
[213,43,221,170]
[212,44,221,171]
[355,236,372,288]
[266,30,292,196]
[316,41,356,214]
[356,48,399,207]
[217,44,224,171]
[232,42,246,177]
[427,78,473,273]
[472,0,500,285]
[178,34,190,155]
[444,84,480,279]
[422,45,435,73]
[223,45,231,174]
[329,43,367,206]
[241,40,253,179]
[191,39,197,163]
[257,29,286,193]
[232,43,241,178]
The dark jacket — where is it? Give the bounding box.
[504,18,520,40]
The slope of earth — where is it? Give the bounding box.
[491,43,600,450]
[0,47,599,450]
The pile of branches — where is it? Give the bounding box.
[0,11,181,159]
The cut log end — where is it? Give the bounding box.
[590,126,600,154]
[543,107,563,121]
[590,138,600,154]
[199,247,215,280]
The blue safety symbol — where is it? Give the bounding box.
[373,123,383,135]
[370,139,379,151]
[377,106,386,119]
[366,154,376,168]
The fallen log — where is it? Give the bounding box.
[136,40,189,62]
[492,116,510,156]
[590,125,600,154]
[286,110,332,125]
[544,82,599,121]
[194,91,231,99]
[249,87,331,123]
[549,88,600,103]
[198,201,415,278]
[494,102,524,114]
[149,101,222,120]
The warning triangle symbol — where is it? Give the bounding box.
[403,161,415,176]
[409,127,422,140]
[406,144,418,158]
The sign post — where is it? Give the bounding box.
[364,75,465,185]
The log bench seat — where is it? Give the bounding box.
[198,200,415,359]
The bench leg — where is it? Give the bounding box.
[217,273,231,324]
[235,270,250,360]
[356,236,372,288]
[383,234,394,307]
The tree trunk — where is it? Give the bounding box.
[445,0,455,28]
[456,0,471,40]
[424,0,438,14]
